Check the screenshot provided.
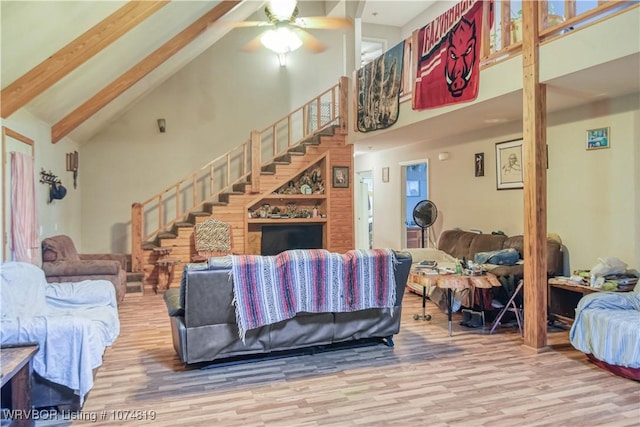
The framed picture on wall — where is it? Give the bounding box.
[586,127,610,150]
[382,167,389,183]
[332,166,349,188]
[475,152,484,177]
[495,139,523,190]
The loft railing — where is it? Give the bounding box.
[395,0,636,102]
[131,77,348,272]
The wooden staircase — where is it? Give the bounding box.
[136,123,353,294]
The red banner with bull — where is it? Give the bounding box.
[413,0,488,110]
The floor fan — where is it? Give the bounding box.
[411,200,438,322]
[412,200,438,248]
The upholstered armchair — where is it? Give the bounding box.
[41,235,127,304]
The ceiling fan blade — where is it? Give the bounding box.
[223,21,270,29]
[296,29,327,53]
[295,16,352,29]
[241,34,265,53]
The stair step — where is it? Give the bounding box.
[142,241,157,250]
[288,146,307,155]
[186,211,209,224]
[127,271,144,282]
[317,125,337,136]
[174,221,194,228]
[170,221,194,235]
[273,154,292,164]
[218,192,243,203]
[232,182,249,192]
[261,164,276,174]
[126,281,143,294]
[302,135,321,145]
[203,201,228,212]
[157,231,177,240]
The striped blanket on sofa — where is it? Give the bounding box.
[230,249,397,340]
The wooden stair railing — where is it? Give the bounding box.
[131,76,348,272]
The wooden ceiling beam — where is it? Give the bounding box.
[1,1,169,119]
[52,1,241,143]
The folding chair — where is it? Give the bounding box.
[489,279,524,336]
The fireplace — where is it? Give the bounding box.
[261,224,323,255]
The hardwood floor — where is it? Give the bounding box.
[37,287,639,426]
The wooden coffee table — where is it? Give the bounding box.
[408,271,501,336]
[1,343,39,427]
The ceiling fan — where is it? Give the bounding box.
[232,0,352,58]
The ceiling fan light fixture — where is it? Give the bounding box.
[260,27,302,54]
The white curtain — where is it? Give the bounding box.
[11,152,41,265]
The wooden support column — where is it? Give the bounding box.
[522,1,548,350]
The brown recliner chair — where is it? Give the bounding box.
[41,235,127,304]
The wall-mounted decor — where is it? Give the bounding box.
[495,139,523,190]
[40,169,67,203]
[586,127,610,150]
[157,118,166,133]
[66,151,78,188]
[274,166,324,195]
[356,41,405,132]
[332,166,349,188]
[382,167,389,183]
[475,152,484,177]
[412,1,484,110]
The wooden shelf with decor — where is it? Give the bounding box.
[245,157,333,255]
[260,194,328,201]
[248,218,327,224]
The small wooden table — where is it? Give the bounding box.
[152,247,179,293]
[408,271,501,336]
[547,278,603,325]
[1,343,39,427]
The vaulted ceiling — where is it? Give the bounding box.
[0,0,435,144]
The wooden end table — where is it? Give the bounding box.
[408,271,501,336]
[1,343,39,427]
[547,278,604,325]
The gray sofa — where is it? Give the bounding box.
[164,251,412,365]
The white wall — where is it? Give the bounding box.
[1,110,82,255]
[547,94,639,271]
[355,93,639,273]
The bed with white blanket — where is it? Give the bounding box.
[569,284,640,380]
[1,262,120,409]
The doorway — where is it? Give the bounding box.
[2,127,35,261]
[355,170,373,249]
[401,161,429,248]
